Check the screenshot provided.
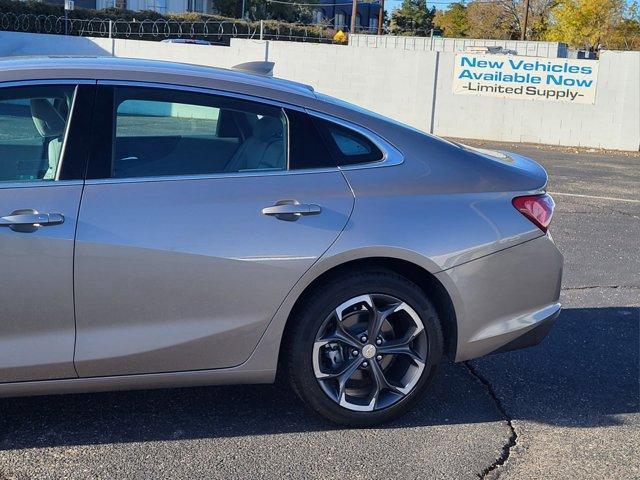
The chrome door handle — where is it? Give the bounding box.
[0,209,64,232]
[262,200,322,221]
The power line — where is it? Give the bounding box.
[266,0,504,5]
[266,0,368,6]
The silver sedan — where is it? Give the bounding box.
[0,57,562,425]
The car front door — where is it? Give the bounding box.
[0,82,93,383]
[73,84,354,377]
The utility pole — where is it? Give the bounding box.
[241,0,246,20]
[377,0,384,35]
[521,0,530,40]
[64,0,73,35]
[350,0,357,34]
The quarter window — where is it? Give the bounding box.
[331,129,373,156]
[0,85,75,183]
[109,87,288,179]
[312,117,384,166]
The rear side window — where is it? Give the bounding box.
[116,100,220,138]
[313,117,384,166]
[0,85,75,182]
[331,129,374,156]
[104,87,288,179]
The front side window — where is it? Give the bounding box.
[110,87,287,179]
[0,85,75,183]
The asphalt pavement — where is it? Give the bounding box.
[0,142,638,479]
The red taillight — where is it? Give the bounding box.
[512,194,555,232]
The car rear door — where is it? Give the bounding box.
[73,83,354,377]
[0,81,94,383]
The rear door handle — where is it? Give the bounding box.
[262,200,322,221]
[0,209,64,232]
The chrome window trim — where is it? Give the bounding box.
[0,79,96,88]
[304,109,405,171]
[0,79,96,187]
[98,80,307,113]
[0,180,84,190]
[83,167,340,186]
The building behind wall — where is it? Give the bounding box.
[28,0,379,22]
[45,0,101,9]
[312,0,381,32]
[93,0,209,12]
[42,0,212,13]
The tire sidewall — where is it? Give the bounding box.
[288,270,443,426]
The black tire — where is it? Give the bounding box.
[285,268,443,426]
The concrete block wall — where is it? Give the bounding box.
[0,31,637,150]
[247,40,438,132]
[93,36,439,132]
[432,50,640,150]
[350,34,568,58]
[0,32,113,56]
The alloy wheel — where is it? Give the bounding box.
[312,294,429,412]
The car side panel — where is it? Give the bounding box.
[0,184,82,382]
[338,162,544,271]
[73,171,353,377]
[435,234,563,361]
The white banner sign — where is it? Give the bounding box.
[452,54,599,104]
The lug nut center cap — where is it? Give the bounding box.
[362,344,376,359]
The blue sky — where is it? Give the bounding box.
[385,0,637,12]
[385,0,452,11]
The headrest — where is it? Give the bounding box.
[30,98,66,137]
[254,116,282,142]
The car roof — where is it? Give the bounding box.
[0,56,316,99]
[0,55,422,149]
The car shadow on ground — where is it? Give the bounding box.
[0,306,637,450]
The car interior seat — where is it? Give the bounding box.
[30,98,66,180]
[224,116,285,172]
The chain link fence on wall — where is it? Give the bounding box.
[0,13,379,44]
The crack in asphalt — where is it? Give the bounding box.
[464,361,517,479]
[562,285,640,291]
[465,282,638,479]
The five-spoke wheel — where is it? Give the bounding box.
[313,294,428,411]
[286,269,443,426]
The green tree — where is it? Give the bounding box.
[434,2,469,37]
[544,0,635,49]
[466,1,515,39]
[608,1,640,50]
[211,0,315,22]
[390,0,436,36]
[460,0,555,40]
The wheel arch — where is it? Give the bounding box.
[278,256,459,372]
